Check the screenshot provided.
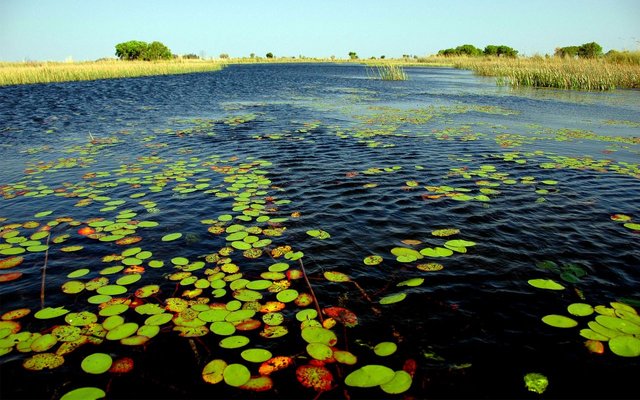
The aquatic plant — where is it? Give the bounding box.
[366,63,408,81]
[0,59,225,86]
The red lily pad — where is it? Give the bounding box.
[296,364,334,392]
[323,307,358,327]
[258,356,293,375]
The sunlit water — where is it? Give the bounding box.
[0,64,639,399]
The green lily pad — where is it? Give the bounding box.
[145,313,173,326]
[241,348,272,363]
[34,307,69,320]
[324,271,350,282]
[60,387,106,400]
[397,278,423,287]
[542,314,578,328]
[608,335,640,357]
[106,322,138,340]
[219,335,250,349]
[379,293,407,305]
[307,343,333,361]
[23,353,64,370]
[528,279,565,290]
[374,341,397,356]
[202,359,227,384]
[345,364,395,387]
[161,233,182,242]
[419,247,453,258]
[223,363,251,387]
[276,289,298,303]
[81,353,113,374]
[380,370,412,394]
[524,372,548,394]
[301,327,338,346]
[567,303,594,317]
[391,247,422,263]
[31,333,58,352]
[306,230,331,239]
[363,255,383,266]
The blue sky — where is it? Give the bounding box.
[1,0,639,61]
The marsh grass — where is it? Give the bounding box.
[414,55,640,90]
[0,60,225,86]
[366,63,408,81]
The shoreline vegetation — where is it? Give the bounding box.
[1,52,639,90]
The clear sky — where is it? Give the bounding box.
[1,0,639,61]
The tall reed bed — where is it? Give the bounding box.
[366,63,408,81]
[0,60,225,86]
[426,56,640,90]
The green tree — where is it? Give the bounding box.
[348,51,358,60]
[144,41,172,60]
[115,40,148,60]
[555,46,579,58]
[266,52,274,58]
[438,44,482,57]
[484,45,518,57]
[578,42,603,58]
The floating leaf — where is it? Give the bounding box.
[161,233,182,242]
[391,247,422,263]
[380,370,412,394]
[363,255,383,266]
[608,335,640,357]
[258,356,293,375]
[219,335,250,349]
[23,353,64,370]
[301,327,338,345]
[276,289,298,303]
[345,364,395,387]
[223,363,251,387]
[524,372,548,394]
[307,343,333,361]
[239,376,273,392]
[567,303,594,317]
[542,314,578,328]
[306,230,331,240]
[81,353,113,374]
[397,278,423,287]
[34,307,69,320]
[379,293,406,305]
[1,308,30,320]
[296,364,334,392]
[333,350,358,365]
[528,279,565,290]
[202,359,227,384]
[0,256,24,269]
[417,263,443,271]
[624,222,640,231]
[431,228,460,237]
[109,357,134,374]
[419,247,453,258]
[324,271,350,282]
[374,342,398,356]
[241,348,272,363]
[0,272,23,282]
[323,307,358,327]
[60,387,106,400]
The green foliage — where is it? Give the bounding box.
[484,45,518,57]
[115,40,172,61]
[266,52,274,58]
[144,41,172,61]
[438,44,483,57]
[577,42,603,58]
[115,40,148,61]
[349,51,358,60]
[605,50,640,65]
[219,53,230,59]
[555,42,603,59]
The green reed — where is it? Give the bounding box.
[366,63,408,81]
[0,60,225,86]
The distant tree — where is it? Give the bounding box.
[484,45,518,57]
[250,53,255,59]
[115,40,148,60]
[348,51,358,60]
[219,53,230,59]
[554,46,579,58]
[578,42,603,58]
[182,53,199,59]
[438,44,483,57]
[266,52,274,58]
[144,41,172,60]
[380,55,386,59]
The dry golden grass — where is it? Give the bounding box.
[0,59,225,86]
[414,55,640,90]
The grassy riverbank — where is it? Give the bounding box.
[415,54,640,90]
[0,59,225,86]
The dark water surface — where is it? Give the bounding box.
[0,64,639,399]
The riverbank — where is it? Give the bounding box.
[0,59,225,86]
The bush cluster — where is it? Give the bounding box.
[115,40,173,61]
